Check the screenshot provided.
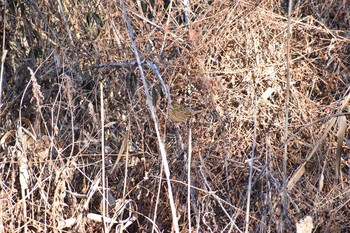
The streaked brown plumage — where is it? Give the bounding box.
[169,101,198,123]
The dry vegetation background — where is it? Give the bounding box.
[1,0,350,232]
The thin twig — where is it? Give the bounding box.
[119,0,179,231]
[99,82,108,232]
[187,127,192,232]
[244,97,257,233]
[283,0,293,227]
[0,0,8,108]
[90,61,139,69]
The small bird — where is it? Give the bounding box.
[168,101,201,123]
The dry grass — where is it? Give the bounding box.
[1,0,350,232]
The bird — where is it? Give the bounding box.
[168,101,201,123]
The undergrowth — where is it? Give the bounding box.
[0,0,350,232]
